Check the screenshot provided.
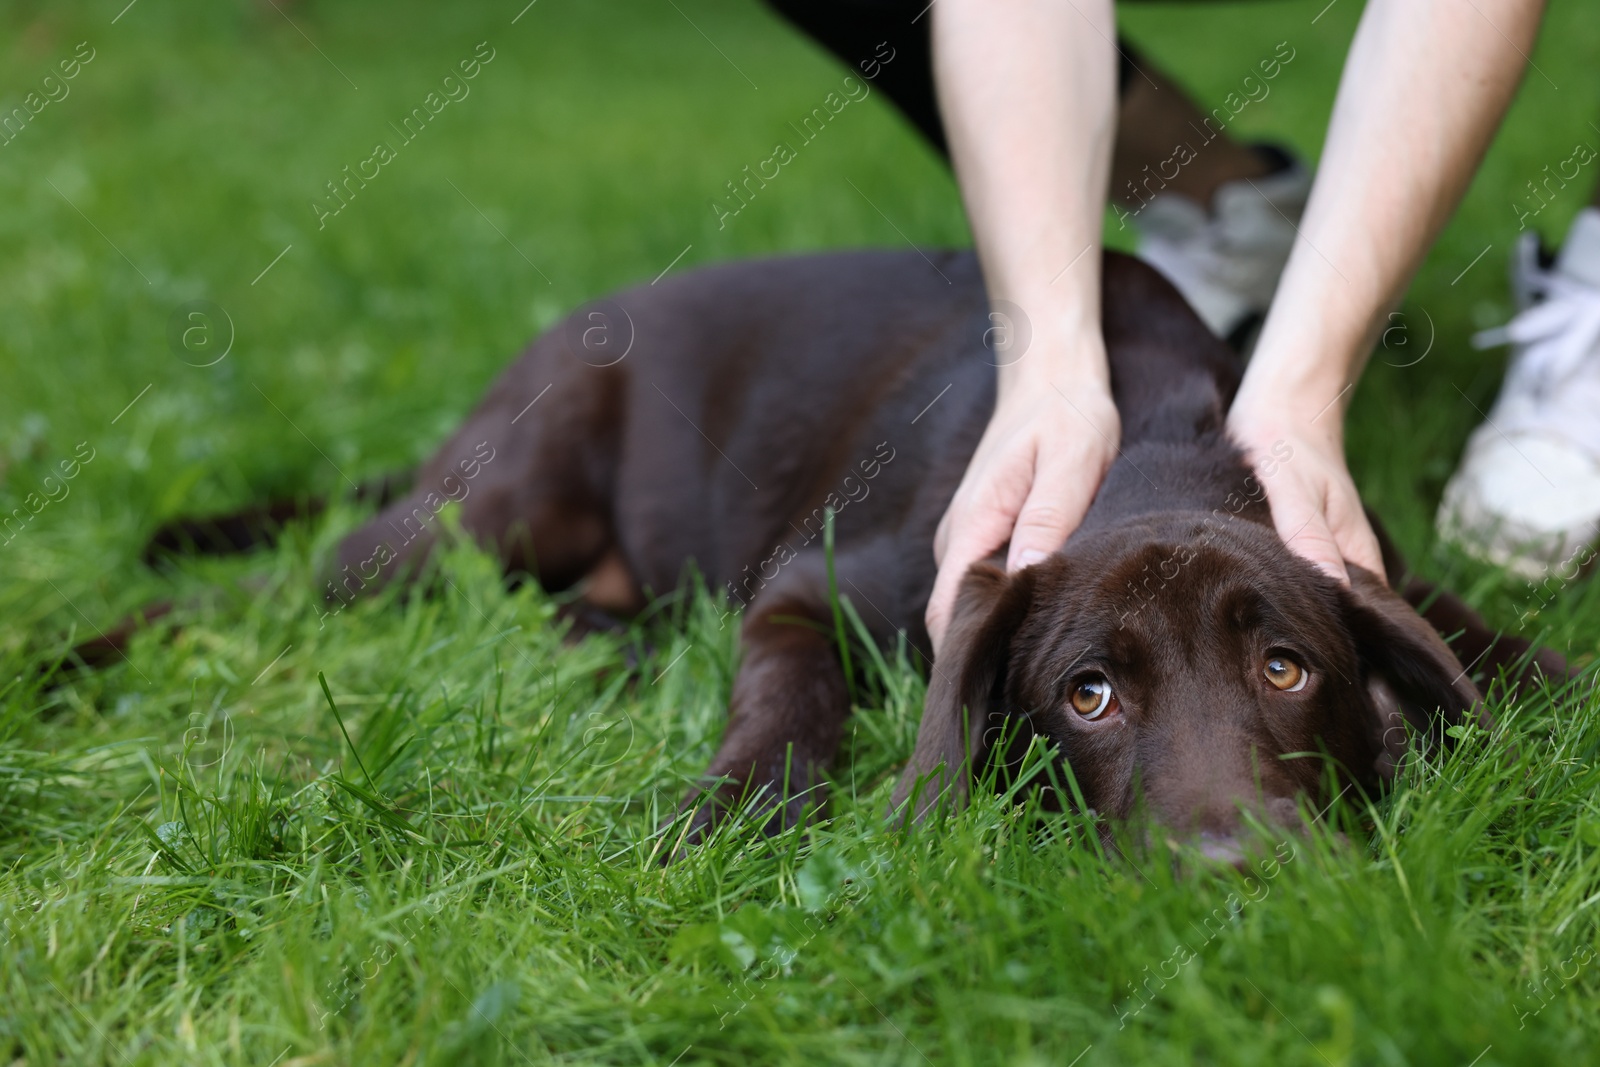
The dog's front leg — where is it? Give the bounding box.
[680,579,851,845]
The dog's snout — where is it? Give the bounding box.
[1158,795,1311,874]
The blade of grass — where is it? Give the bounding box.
[824,507,857,701]
[319,670,375,790]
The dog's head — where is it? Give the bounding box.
[892,512,1481,860]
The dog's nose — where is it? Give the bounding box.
[1168,826,1295,874]
[1155,795,1317,875]
[1192,831,1249,871]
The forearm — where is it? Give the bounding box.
[932,0,1117,394]
[1239,0,1544,418]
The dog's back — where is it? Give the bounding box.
[333,248,1245,653]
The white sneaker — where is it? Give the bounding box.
[1131,147,1312,342]
[1437,207,1600,578]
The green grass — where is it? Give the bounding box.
[3,0,1600,1062]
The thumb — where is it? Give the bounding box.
[926,516,1013,655]
[924,551,965,657]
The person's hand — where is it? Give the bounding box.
[926,359,1120,654]
[1209,0,1543,591]
[1227,396,1384,587]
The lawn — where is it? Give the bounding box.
[3,0,1599,1063]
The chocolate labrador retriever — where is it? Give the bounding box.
[116,248,1572,857]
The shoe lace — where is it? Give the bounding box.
[1473,270,1600,393]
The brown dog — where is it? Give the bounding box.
[120,249,1570,858]
[296,247,1568,856]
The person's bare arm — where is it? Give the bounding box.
[926,0,1119,652]
[1230,0,1544,583]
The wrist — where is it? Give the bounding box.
[996,318,1109,395]
[1229,388,1346,456]
[1235,326,1365,435]
[1242,271,1380,424]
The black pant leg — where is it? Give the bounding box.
[761,0,1146,162]
[763,0,948,154]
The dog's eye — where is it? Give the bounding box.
[1263,655,1307,692]
[1069,675,1118,720]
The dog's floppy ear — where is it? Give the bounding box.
[890,561,1034,823]
[1341,564,1483,780]
[1365,506,1574,699]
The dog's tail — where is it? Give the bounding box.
[140,472,411,564]
[43,471,412,683]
